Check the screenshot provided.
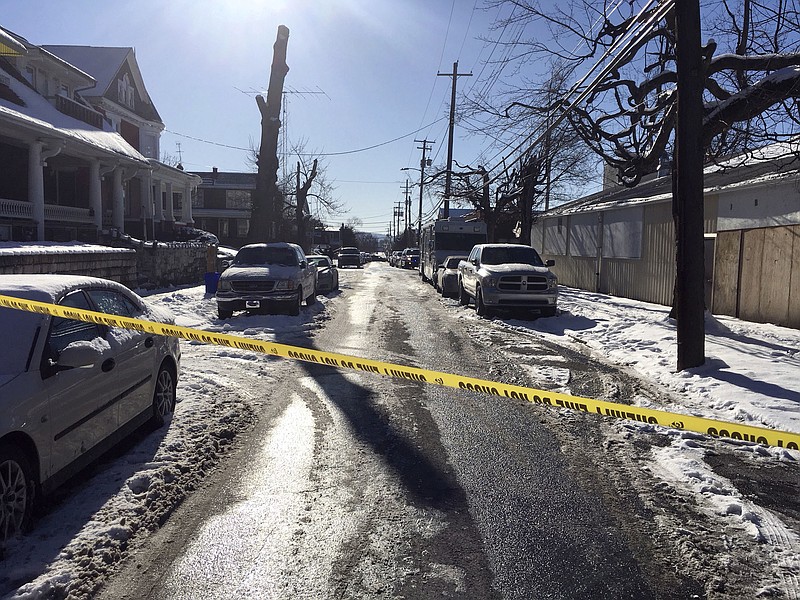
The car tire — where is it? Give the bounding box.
[476,288,491,318]
[217,306,233,319]
[289,289,302,316]
[540,307,557,318]
[307,285,317,306]
[0,442,36,543]
[150,362,176,428]
[458,282,470,306]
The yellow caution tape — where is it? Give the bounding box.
[1,293,798,450]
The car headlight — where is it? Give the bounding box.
[274,280,296,290]
[217,280,231,292]
[548,277,558,290]
[485,277,498,288]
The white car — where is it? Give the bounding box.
[0,275,181,542]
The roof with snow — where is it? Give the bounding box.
[43,45,162,124]
[0,61,148,164]
[193,171,257,188]
[545,143,800,217]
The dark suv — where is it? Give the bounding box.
[337,247,361,269]
[215,242,317,317]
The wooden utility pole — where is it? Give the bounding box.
[674,1,705,370]
[249,25,290,242]
[414,139,434,243]
[438,62,471,219]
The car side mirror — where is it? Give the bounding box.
[300,260,308,268]
[471,258,479,266]
[57,343,105,368]
[546,259,555,267]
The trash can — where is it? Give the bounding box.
[204,272,220,294]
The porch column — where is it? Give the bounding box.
[182,181,194,224]
[165,181,175,222]
[28,141,45,241]
[89,159,102,229]
[140,170,153,241]
[112,168,124,231]
[153,179,164,223]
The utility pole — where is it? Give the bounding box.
[414,139,434,243]
[394,201,403,247]
[437,61,471,219]
[674,0,705,370]
[401,180,412,247]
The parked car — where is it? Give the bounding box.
[215,242,317,318]
[216,245,238,271]
[400,247,420,269]
[0,274,181,541]
[458,243,558,318]
[389,251,402,267]
[436,255,468,297]
[307,254,339,292]
[337,247,361,269]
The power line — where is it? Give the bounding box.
[164,116,448,158]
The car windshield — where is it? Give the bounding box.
[233,247,298,266]
[481,246,544,266]
[407,249,420,256]
[445,257,463,269]
[340,248,359,255]
[308,257,330,268]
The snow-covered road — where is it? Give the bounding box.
[2,263,799,598]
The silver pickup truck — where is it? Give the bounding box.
[458,243,558,318]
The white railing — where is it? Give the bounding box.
[0,198,93,223]
[44,204,94,223]
[0,198,32,218]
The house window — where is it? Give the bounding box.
[226,190,252,209]
[219,219,229,238]
[602,207,643,259]
[117,73,135,109]
[542,217,567,255]
[236,219,249,237]
[192,189,204,208]
[23,66,35,87]
[568,212,599,257]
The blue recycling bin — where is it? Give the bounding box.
[204,272,220,294]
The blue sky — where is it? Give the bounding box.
[2,0,516,234]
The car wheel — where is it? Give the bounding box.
[540,306,557,318]
[289,289,302,316]
[150,362,176,428]
[476,289,492,318]
[217,306,233,319]
[0,443,36,543]
[307,285,317,306]
[458,282,470,306]
[334,276,339,291]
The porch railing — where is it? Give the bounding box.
[0,198,94,223]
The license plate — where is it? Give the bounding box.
[245,300,261,309]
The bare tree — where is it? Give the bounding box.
[482,0,800,185]
[462,61,596,236]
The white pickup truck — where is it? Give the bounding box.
[458,243,558,318]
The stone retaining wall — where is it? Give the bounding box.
[0,241,210,290]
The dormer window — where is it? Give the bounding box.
[117,73,135,109]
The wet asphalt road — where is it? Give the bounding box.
[98,262,704,599]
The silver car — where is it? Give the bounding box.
[436,255,467,298]
[0,275,181,541]
[307,255,339,292]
